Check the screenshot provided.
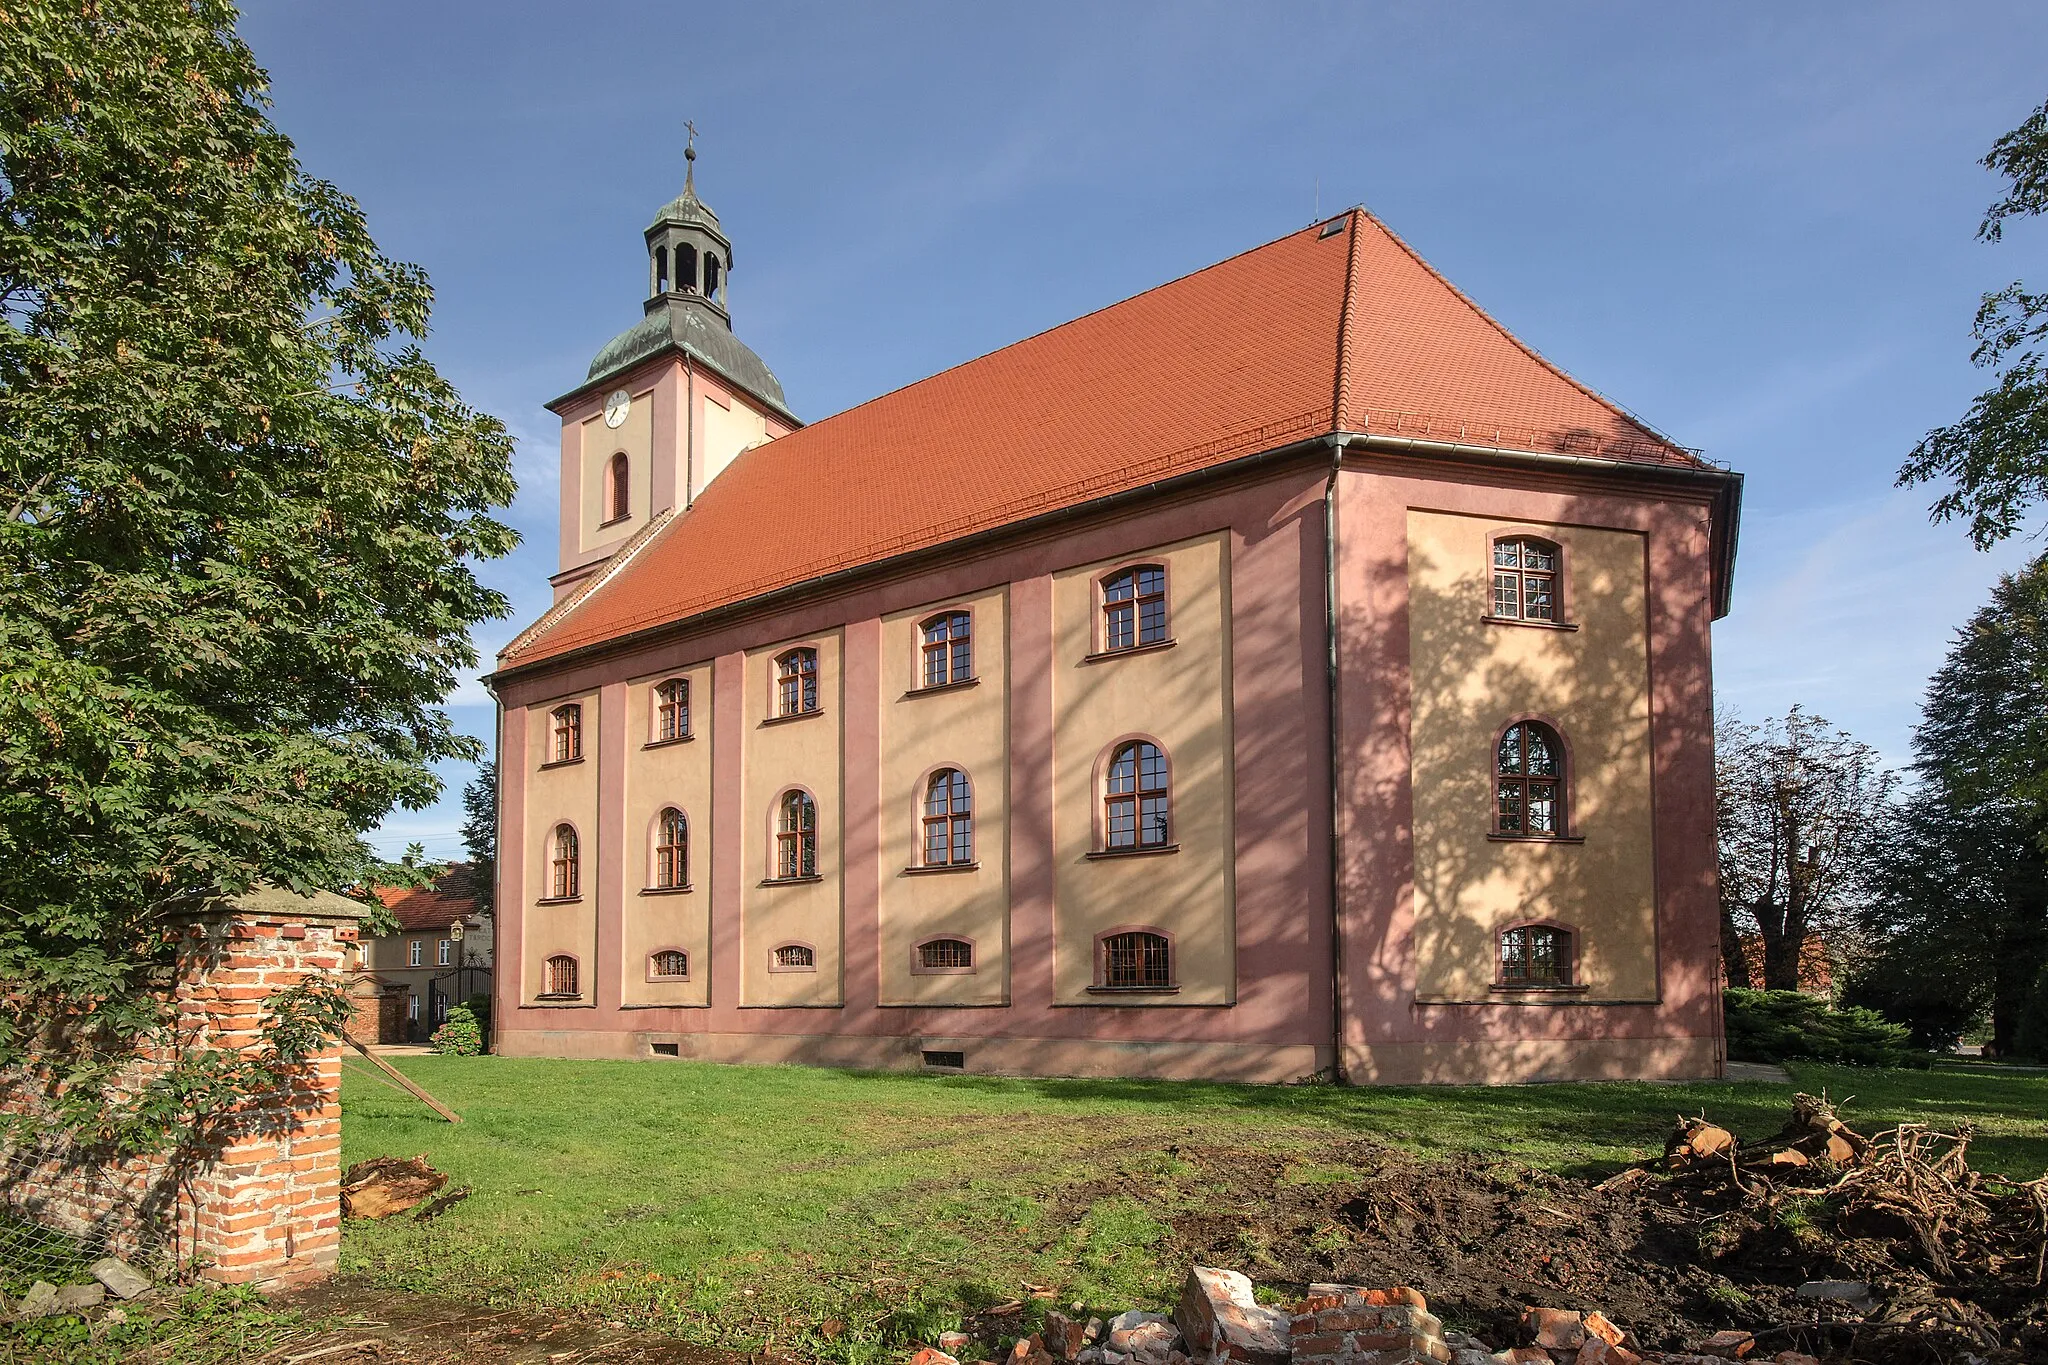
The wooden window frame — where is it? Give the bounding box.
[647,948,691,982]
[1102,738,1172,851]
[1492,717,1572,840]
[653,678,691,743]
[917,609,975,690]
[1090,926,1176,992]
[920,768,975,867]
[769,941,818,973]
[1485,533,1573,628]
[407,940,422,967]
[773,788,819,881]
[547,822,581,900]
[541,953,581,999]
[602,451,631,526]
[774,647,820,718]
[548,704,583,764]
[653,806,689,890]
[912,935,977,975]
[437,939,451,966]
[1099,563,1170,654]
[1494,921,1579,990]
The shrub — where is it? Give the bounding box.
[1723,988,1927,1068]
[430,1005,483,1056]
[461,992,492,1049]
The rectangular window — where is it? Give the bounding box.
[407,993,420,1020]
[408,940,423,967]
[437,939,451,966]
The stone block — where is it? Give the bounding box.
[54,1283,105,1312]
[1176,1267,1291,1365]
[90,1257,152,1300]
[15,1282,60,1319]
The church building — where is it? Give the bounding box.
[487,155,1742,1084]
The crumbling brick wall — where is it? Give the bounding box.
[0,890,361,1288]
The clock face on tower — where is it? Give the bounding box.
[603,389,632,429]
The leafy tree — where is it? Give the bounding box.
[0,0,515,1133]
[1899,95,2048,546]
[1852,554,2048,1055]
[1716,707,1896,991]
[460,760,497,918]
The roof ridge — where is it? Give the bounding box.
[501,505,681,661]
[1350,207,1690,458]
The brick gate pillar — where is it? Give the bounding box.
[169,886,365,1287]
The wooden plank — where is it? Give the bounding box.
[344,1037,461,1124]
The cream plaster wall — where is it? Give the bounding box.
[1404,511,1657,1002]
[621,662,714,1008]
[740,631,844,1007]
[698,389,770,498]
[522,691,600,1006]
[876,589,1010,1006]
[1051,534,1235,1006]
[578,387,654,555]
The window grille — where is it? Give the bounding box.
[919,611,973,688]
[918,938,974,970]
[1496,721,1566,836]
[1492,538,1559,621]
[1102,565,1167,650]
[773,943,815,970]
[544,954,580,997]
[1102,931,1171,989]
[776,648,819,716]
[1105,741,1170,848]
[650,949,689,979]
[922,769,974,866]
[1499,925,1573,987]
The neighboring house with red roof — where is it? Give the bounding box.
[346,864,493,1044]
[484,163,1741,1084]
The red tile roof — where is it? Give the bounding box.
[502,210,1694,668]
[373,865,481,935]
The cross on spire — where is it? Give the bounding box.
[684,120,697,192]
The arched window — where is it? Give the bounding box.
[550,704,582,763]
[655,678,690,741]
[676,243,698,293]
[1102,565,1167,651]
[655,807,689,889]
[776,648,819,717]
[704,252,721,298]
[1101,930,1171,989]
[606,452,631,523]
[544,954,580,997]
[772,942,816,971]
[1105,740,1170,849]
[919,611,973,688]
[550,824,580,899]
[776,790,817,880]
[655,244,670,294]
[1499,923,1574,988]
[1491,537,1559,622]
[649,949,689,980]
[917,938,974,971]
[1496,720,1567,836]
[922,769,973,866]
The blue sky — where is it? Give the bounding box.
[234,3,2048,861]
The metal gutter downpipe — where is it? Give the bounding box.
[1323,430,1360,1085]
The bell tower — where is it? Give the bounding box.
[545,128,799,602]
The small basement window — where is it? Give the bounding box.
[922,1050,965,1070]
[650,1042,680,1057]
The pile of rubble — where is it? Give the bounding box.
[4,1254,153,1323]
[910,1270,1846,1365]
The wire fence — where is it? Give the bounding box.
[0,1140,177,1295]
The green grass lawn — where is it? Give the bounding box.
[338,1057,2048,1362]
